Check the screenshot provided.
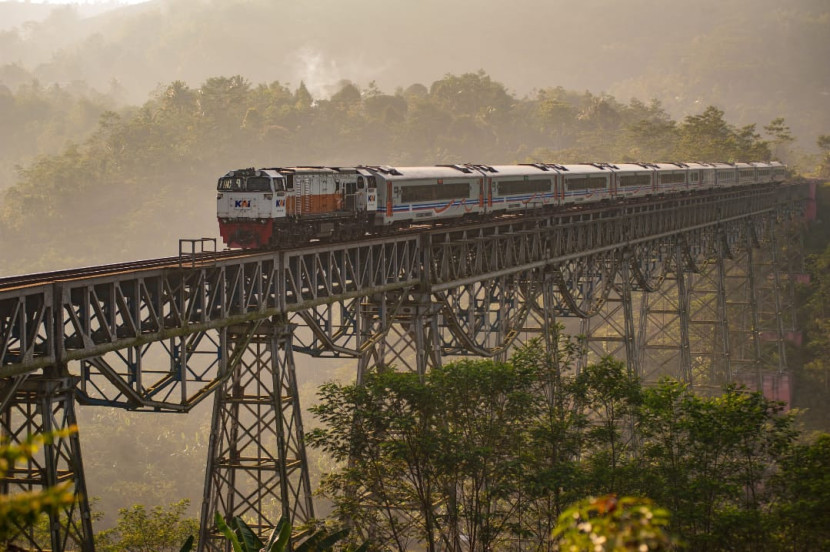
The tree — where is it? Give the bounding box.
[308,358,540,552]
[817,134,830,178]
[553,495,675,551]
[95,499,199,552]
[0,429,77,545]
[572,357,642,496]
[635,382,797,551]
[768,433,830,551]
[512,333,589,550]
[764,117,794,161]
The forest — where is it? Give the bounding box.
[0,0,829,548]
[0,68,827,549]
[0,70,819,275]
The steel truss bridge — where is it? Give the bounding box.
[0,181,809,551]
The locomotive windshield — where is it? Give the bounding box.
[246,176,272,192]
[217,176,272,192]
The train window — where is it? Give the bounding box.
[566,176,607,191]
[357,176,365,189]
[217,177,243,191]
[274,178,286,191]
[689,171,700,183]
[659,173,686,185]
[401,182,470,203]
[618,174,651,187]
[497,179,551,195]
[246,177,272,192]
[717,170,736,183]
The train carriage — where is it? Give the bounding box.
[713,162,738,188]
[371,165,481,226]
[486,164,560,213]
[612,163,657,199]
[770,161,787,183]
[560,164,613,203]
[654,163,689,194]
[736,162,757,186]
[686,162,717,190]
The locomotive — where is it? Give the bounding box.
[216,161,787,249]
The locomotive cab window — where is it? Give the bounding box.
[246,176,272,192]
[217,177,243,191]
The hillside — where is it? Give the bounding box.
[0,0,827,148]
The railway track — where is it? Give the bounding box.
[0,183,790,293]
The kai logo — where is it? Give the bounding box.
[368,194,376,202]
[235,199,252,208]
[277,199,286,207]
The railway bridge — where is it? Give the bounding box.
[0,181,810,551]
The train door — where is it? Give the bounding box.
[345,179,357,211]
[478,178,484,213]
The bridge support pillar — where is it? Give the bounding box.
[639,240,693,385]
[722,224,764,389]
[578,254,641,378]
[199,320,313,552]
[357,292,441,379]
[0,371,94,552]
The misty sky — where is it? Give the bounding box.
[10,0,147,3]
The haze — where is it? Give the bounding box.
[1,0,827,144]
[1,0,828,532]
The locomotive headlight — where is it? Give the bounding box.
[264,194,273,200]
[217,193,223,199]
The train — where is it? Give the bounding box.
[216,161,788,249]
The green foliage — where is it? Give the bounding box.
[768,433,830,551]
[636,381,797,550]
[818,135,830,178]
[553,495,675,551]
[95,499,199,552]
[309,356,541,551]
[674,106,771,162]
[310,335,812,552]
[0,428,78,544]
[211,512,353,552]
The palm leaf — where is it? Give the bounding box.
[179,535,195,552]
[262,515,291,552]
[295,527,349,552]
[215,512,244,552]
[232,516,264,552]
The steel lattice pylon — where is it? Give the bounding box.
[198,320,313,552]
[0,372,94,551]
